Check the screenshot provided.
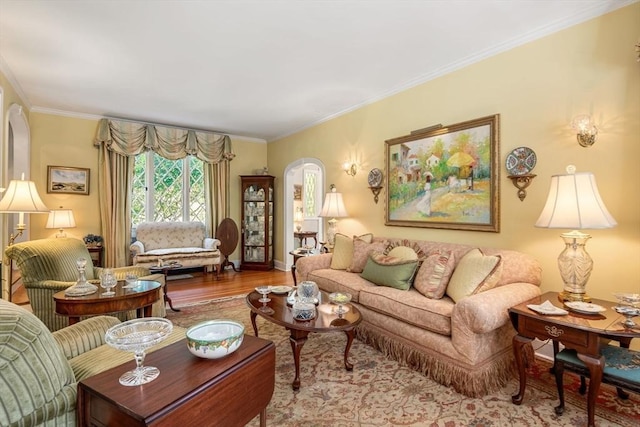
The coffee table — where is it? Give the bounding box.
[53,280,161,325]
[246,288,362,390]
[77,336,276,427]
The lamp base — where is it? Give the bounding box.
[557,291,591,303]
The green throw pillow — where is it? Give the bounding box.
[360,253,419,290]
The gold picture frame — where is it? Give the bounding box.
[47,166,90,195]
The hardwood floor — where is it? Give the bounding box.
[11,267,295,308]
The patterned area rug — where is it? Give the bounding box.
[167,297,640,426]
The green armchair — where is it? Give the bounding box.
[0,299,184,427]
[5,237,166,332]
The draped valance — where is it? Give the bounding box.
[94,118,235,163]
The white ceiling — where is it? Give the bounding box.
[0,0,634,141]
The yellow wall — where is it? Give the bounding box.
[267,4,640,299]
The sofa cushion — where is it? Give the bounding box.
[134,248,220,265]
[360,253,419,290]
[348,238,388,273]
[413,251,456,299]
[330,233,373,270]
[359,287,454,336]
[446,248,502,303]
[135,221,208,251]
[307,269,375,303]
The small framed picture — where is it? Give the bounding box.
[293,184,302,201]
[47,166,90,195]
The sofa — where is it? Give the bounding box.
[131,221,222,276]
[0,299,185,427]
[5,237,167,332]
[295,235,542,397]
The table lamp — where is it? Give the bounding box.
[535,165,616,302]
[0,175,50,245]
[294,208,304,232]
[319,184,348,246]
[46,207,77,238]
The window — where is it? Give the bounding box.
[131,152,205,227]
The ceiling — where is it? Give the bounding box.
[0,1,633,141]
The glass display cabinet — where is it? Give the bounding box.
[240,175,275,270]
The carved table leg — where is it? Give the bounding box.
[578,353,604,427]
[288,328,310,391]
[250,311,259,337]
[343,328,355,371]
[512,334,533,405]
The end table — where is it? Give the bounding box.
[86,246,104,267]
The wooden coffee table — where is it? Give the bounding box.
[77,336,276,427]
[246,288,362,390]
[53,280,161,325]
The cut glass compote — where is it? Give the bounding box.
[613,293,640,329]
[105,318,173,386]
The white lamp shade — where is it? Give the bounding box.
[0,179,49,213]
[46,209,77,229]
[535,171,616,229]
[319,191,349,218]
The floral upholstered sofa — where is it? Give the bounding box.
[295,235,542,397]
[131,221,222,277]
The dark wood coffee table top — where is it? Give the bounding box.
[77,336,276,427]
[246,289,362,332]
[53,280,161,323]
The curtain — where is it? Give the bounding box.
[94,119,234,267]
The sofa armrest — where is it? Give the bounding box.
[453,282,540,334]
[294,253,333,281]
[53,315,121,359]
[204,238,221,250]
[130,240,145,255]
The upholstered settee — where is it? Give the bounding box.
[0,299,185,427]
[294,235,542,397]
[131,221,221,276]
[5,238,166,332]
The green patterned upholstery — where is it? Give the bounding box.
[5,238,166,332]
[0,299,185,427]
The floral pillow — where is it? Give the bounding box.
[413,251,456,299]
[348,238,388,273]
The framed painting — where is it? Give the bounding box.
[385,114,500,232]
[47,166,90,195]
[293,184,302,201]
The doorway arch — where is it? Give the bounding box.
[283,158,325,271]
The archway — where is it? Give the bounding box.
[283,158,325,271]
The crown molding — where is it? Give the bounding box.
[0,54,32,110]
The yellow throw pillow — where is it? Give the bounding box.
[445,248,502,303]
[330,233,373,270]
[387,245,419,261]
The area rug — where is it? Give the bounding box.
[167,298,640,426]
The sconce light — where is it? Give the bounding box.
[342,162,357,177]
[571,114,598,147]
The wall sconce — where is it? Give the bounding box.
[571,114,598,147]
[342,162,357,177]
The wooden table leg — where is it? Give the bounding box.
[69,316,80,325]
[259,408,266,427]
[511,334,533,405]
[343,328,355,371]
[291,264,297,286]
[250,311,259,337]
[578,352,604,427]
[288,328,310,390]
[162,271,180,312]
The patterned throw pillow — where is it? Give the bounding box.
[330,233,373,270]
[360,252,419,290]
[446,248,502,303]
[383,239,426,260]
[348,238,388,273]
[413,251,456,299]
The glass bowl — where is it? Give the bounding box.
[186,319,245,359]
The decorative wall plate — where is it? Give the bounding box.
[368,168,383,187]
[505,147,537,176]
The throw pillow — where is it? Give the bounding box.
[446,248,502,303]
[330,233,373,270]
[387,245,419,261]
[384,239,426,260]
[348,238,387,273]
[413,251,456,299]
[360,252,419,290]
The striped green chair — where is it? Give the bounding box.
[0,299,184,427]
[5,238,166,332]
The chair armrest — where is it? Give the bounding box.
[27,280,76,291]
[130,240,145,255]
[204,238,221,250]
[53,315,121,359]
[452,282,540,334]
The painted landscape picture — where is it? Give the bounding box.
[385,115,499,232]
[47,166,90,195]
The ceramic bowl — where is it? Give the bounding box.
[186,319,244,359]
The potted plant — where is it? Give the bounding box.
[83,234,103,247]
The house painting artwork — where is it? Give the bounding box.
[385,115,499,232]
